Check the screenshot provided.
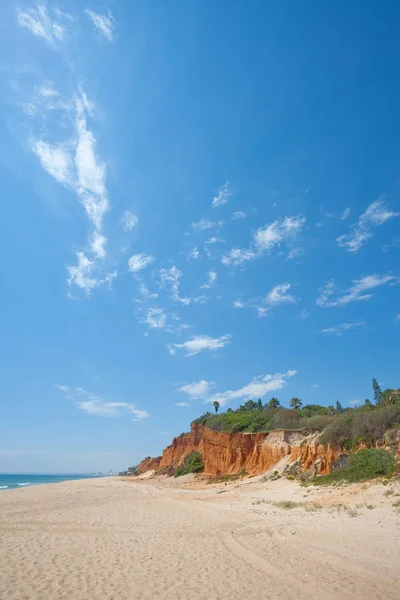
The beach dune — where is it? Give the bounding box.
[0,476,399,599]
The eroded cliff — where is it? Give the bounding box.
[138,423,343,477]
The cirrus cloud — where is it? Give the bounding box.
[85,9,115,42]
[178,380,216,399]
[168,334,231,357]
[55,385,149,421]
[321,322,366,336]
[212,181,231,208]
[317,274,397,307]
[337,199,400,253]
[206,369,297,407]
[128,253,154,273]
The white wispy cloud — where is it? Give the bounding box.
[90,231,107,258]
[233,300,245,308]
[39,82,59,98]
[266,283,295,305]
[287,247,304,260]
[128,254,154,273]
[201,270,217,289]
[174,402,190,407]
[232,211,246,220]
[191,219,223,230]
[205,236,224,245]
[121,211,138,232]
[254,216,306,251]
[17,4,66,43]
[67,252,97,293]
[204,236,225,259]
[212,181,231,208]
[84,9,115,41]
[206,370,297,407]
[317,274,397,307]
[222,215,305,268]
[337,199,400,252]
[23,54,110,294]
[341,207,351,220]
[178,380,216,400]
[44,89,111,293]
[193,295,209,304]
[81,400,148,420]
[256,283,296,317]
[143,308,166,329]
[316,280,336,307]
[55,385,149,420]
[137,283,158,300]
[67,252,116,295]
[221,248,257,267]
[321,322,366,336]
[187,247,200,260]
[24,81,72,117]
[32,141,73,186]
[53,8,73,21]
[159,265,190,305]
[298,309,309,319]
[169,334,231,357]
[74,92,108,231]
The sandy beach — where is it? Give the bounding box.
[0,475,399,600]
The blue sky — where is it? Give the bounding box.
[1,1,399,473]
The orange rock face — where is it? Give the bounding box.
[138,456,162,473]
[138,423,343,477]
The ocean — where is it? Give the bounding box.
[0,473,104,490]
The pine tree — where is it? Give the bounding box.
[372,377,382,404]
[257,399,263,410]
[336,400,343,413]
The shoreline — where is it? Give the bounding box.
[1,475,399,599]
[0,473,107,491]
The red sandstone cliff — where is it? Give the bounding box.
[138,423,343,477]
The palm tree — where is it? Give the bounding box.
[290,397,302,409]
[378,389,400,407]
[267,397,280,409]
[213,401,220,414]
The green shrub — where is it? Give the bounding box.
[309,449,396,485]
[349,448,395,478]
[189,389,400,444]
[269,409,304,430]
[319,413,355,448]
[320,404,400,448]
[174,452,205,477]
[301,404,330,418]
[307,414,334,431]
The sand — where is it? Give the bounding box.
[1,476,399,600]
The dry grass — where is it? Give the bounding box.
[252,498,271,506]
[273,500,301,510]
[304,502,323,512]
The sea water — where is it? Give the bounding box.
[0,473,103,490]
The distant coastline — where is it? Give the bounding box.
[0,473,105,490]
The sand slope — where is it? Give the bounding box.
[0,476,399,599]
